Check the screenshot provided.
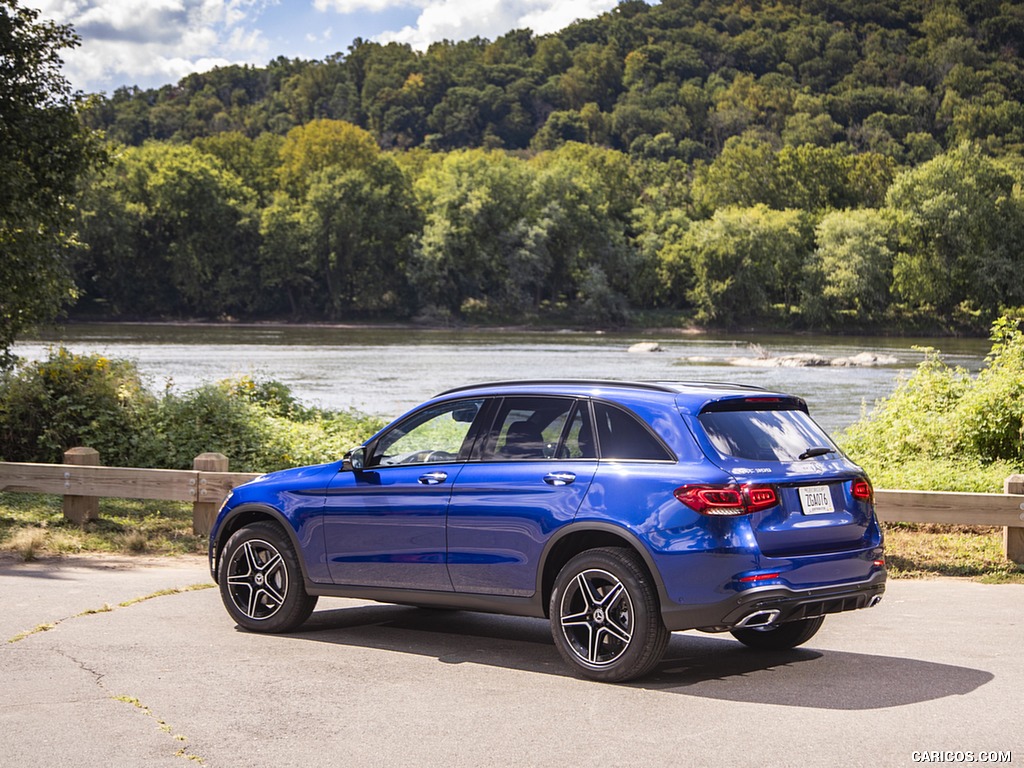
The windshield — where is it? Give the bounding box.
[697,408,837,463]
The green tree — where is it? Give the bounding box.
[277,119,380,196]
[803,209,894,325]
[75,143,259,317]
[0,1,97,366]
[192,131,284,204]
[257,193,311,317]
[886,143,1024,317]
[529,143,641,321]
[412,149,540,318]
[691,134,779,213]
[685,205,813,323]
[296,157,419,318]
[531,110,589,150]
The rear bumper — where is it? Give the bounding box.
[660,570,886,632]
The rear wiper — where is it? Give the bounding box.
[798,446,836,461]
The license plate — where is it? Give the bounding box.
[799,485,835,515]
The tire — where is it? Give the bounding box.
[549,547,670,683]
[219,521,317,633]
[730,615,825,650]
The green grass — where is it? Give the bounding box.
[2,492,1022,583]
[0,492,205,558]
[882,523,1024,582]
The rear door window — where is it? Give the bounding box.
[697,408,836,463]
[481,397,594,461]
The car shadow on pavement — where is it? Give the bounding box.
[287,603,992,709]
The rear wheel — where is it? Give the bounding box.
[219,521,317,633]
[730,616,824,650]
[550,547,669,683]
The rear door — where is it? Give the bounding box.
[688,398,876,557]
[446,396,598,596]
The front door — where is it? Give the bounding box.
[323,398,484,590]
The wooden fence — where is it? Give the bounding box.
[0,448,259,536]
[1,448,1022,562]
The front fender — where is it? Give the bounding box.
[210,502,327,586]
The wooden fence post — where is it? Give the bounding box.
[63,447,100,524]
[1005,475,1024,565]
[193,452,229,536]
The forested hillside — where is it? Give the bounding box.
[70,0,1024,331]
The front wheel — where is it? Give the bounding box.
[730,615,824,650]
[219,521,317,633]
[549,547,670,683]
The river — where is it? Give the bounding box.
[14,323,991,434]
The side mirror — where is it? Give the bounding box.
[342,447,366,472]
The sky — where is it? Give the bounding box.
[24,0,623,95]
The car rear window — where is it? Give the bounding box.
[697,408,836,463]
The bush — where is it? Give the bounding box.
[137,377,386,472]
[260,410,386,472]
[952,314,1024,463]
[136,382,275,471]
[0,347,154,465]
[0,349,385,472]
[839,313,1024,490]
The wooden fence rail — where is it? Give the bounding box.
[0,449,260,536]
[1,450,1023,561]
[876,476,1024,564]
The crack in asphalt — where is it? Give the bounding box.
[58,648,107,686]
[40,651,208,765]
[5,583,214,644]
[109,694,206,765]
[12,593,216,765]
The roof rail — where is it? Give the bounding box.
[651,380,768,392]
[435,379,768,396]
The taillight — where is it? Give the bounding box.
[746,486,779,512]
[851,478,873,503]
[674,483,779,516]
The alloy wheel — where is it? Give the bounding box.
[558,567,635,668]
[225,538,289,621]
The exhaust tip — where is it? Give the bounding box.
[735,609,781,629]
[869,595,883,608]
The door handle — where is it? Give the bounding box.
[418,472,448,485]
[544,472,576,486]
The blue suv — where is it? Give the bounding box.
[210,380,885,682]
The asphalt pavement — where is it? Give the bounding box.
[1,554,1021,767]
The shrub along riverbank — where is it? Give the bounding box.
[2,315,1022,579]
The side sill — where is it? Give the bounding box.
[304,582,547,619]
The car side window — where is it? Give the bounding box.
[593,401,673,461]
[482,397,595,461]
[369,399,483,467]
[561,403,596,459]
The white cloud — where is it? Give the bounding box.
[24,0,271,92]
[371,0,618,49]
[314,0,424,12]
[22,0,623,93]
[305,26,333,43]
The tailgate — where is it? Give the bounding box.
[685,400,877,556]
[750,473,876,556]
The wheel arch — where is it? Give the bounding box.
[212,504,309,585]
[538,522,669,620]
